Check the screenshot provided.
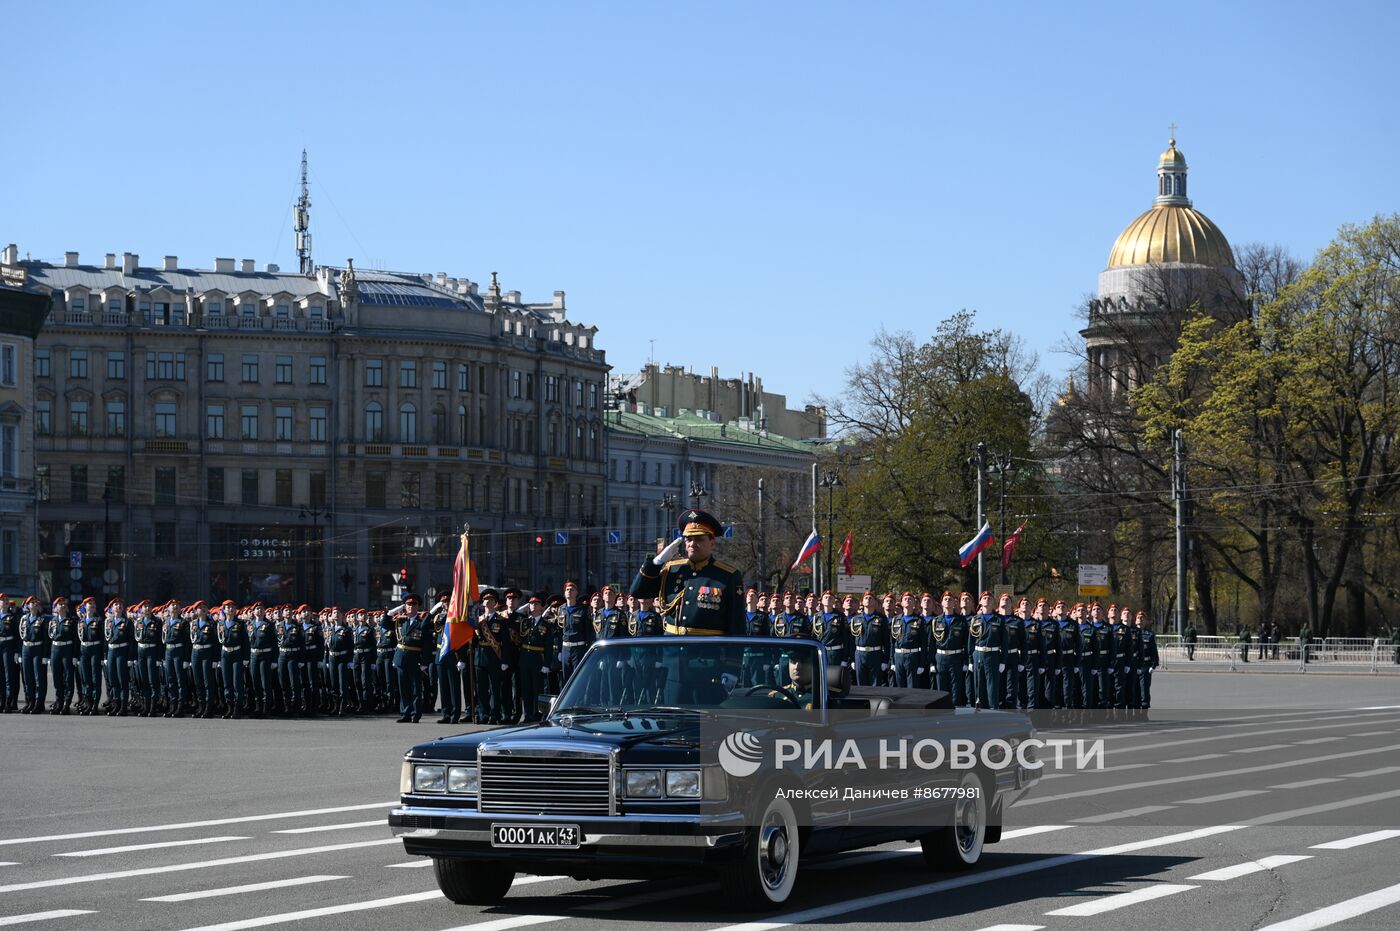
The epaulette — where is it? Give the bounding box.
[663,558,689,570]
[713,560,739,574]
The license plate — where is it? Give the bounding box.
[490,823,581,849]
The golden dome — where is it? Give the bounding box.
[1158,140,1187,169]
[1108,204,1235,269]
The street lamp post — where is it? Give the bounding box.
[991,453,1016,586]
[298,507,326,604]
[817,471,843,593]
[688,481,708,508]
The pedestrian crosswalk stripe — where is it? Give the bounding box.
[1309,829,1400,850]
[55,836,249,858]
[1045,883,1198,916]
[1187,854,1312,881]
[142,875,348,902]
[1253,881,1400,931]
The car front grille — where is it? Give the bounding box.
[478,750,613,816]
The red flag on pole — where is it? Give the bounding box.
[444,531,477,650]
[839,532,854,576]
[1001,523,1026,570]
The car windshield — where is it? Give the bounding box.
[553,639,823,714]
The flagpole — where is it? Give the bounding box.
[810,463,818,594]
[975,443,987,594]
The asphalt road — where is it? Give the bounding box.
[2,670,1398,931]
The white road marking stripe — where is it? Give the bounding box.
[1045,883,1198,916]
[55,835,249,858]
[1162,754,1227,763]
[810,825,1074,870]
[1294,737,1344,744]
[385,860,435,868]
[1018,744,1400,806]
[1073,806,1175,823]
[1232,744,1293,754]
[142,875,348,902]
[1254,881,1400,931]
[272,820,385,834]
[0,911,94,927]
[970,926,1045,931]
[0,802,395,848]
[1178,790,1270,805]
[0,837,400,895]
[1268,778,1343,789]
[1355,706,1400,710]
[0,864,14,868]
[706,826,1243,931]
[1309,829,1400,850]
[435,918,566,931]
[1340,766,1400,778]
[1098,711,1392,757]
[1188,854,1312,881]
[1245,789,1400,826]
[176,890,442,930]
[1352,731,1392,737]
[1001,825,1073,839]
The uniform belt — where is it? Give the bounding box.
[663,623,724,636]
[561,640,588,647]
[250,648,275,654]
[974,645,1001,652]
[192,643,217,649]
[937,648,965,655]
[894,647,922,654]
[23,640,44,646]
[521,645,544,652]
[855,645,882,652]
[354,648,374,654]
[397,645,421,652]
[138,643,160,648]
[330,650,351,657]
[50,639,74,645]
[0,635,14,642]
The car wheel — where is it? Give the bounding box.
[432,858,515,904]
[921,770,987,870]
[720,791,801,910]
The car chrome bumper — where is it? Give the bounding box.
[388,805,747,849]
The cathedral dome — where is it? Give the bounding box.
[1106,135,1234,270]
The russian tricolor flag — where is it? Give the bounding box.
[791,529,822,569]
[958,522,995,568]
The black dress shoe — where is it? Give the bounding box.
[436,715,452,724]
[396,715,412,723]
[410,713,421,723]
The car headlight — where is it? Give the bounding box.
[624,769,662,798]
[665,769,702,798]
[400,761,413,794]
[413,764,446,793]
[448,765,479,794]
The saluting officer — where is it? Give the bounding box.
[890,592,928,689]
[217,600,248,718]
[392,594,430,723]
[851,591,889,687]
[931,591,969,706]
[518,593,558,720]
[76,597,105,715]
[970,591,1006,710]
[630,509,745,637]
[47,596,78,715]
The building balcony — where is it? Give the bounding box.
[50,312,341,334]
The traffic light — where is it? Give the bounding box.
[398,567,410,588]
[535,535,544,545]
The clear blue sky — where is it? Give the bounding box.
[5,1,1397,408]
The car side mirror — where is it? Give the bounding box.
[536,694,556,718]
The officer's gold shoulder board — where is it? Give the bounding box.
[712,559,738,574]
[664,558,689,570]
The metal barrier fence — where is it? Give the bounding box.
[1156,634,1400,672]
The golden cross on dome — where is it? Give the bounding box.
[1168,121,1178,145]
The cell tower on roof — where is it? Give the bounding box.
[295,148,313,276]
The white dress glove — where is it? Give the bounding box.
[500,663,509,671]
[916,667,926,675]
[541,667,550,674]
[456,661,466,671]
[998,663,1006,673]
[880,663,889,671]
[1017,664,1025,672]
[652,537,684,565]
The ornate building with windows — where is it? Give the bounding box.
[0,264,52,594]
[4,244,608,604]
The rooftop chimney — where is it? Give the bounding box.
[506,290,521,303]
[214,258,234,273]
[122,253,138,274]
[435,272,448,287]
[266,263,279,273]
[163,255,178,271]
[241,259,255,273]
[65,251,80,267]
[553,290,566,309]
[104,253,116,269]
[1,244,16,265]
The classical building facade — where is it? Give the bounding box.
[0,262,52,594]
[613,363,826,440]
[5,245,608,605]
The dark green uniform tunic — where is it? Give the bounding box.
[630,556,745,637]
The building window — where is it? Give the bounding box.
[365,402,384,442]
[309,407,327,442]
[36,464,50,501]
[207,353,224,382]
[105,466,125,504]
[432,361,447,390]
[365,471,386,508]
[69,349,89,379]
[462,475,475,511]
[400,360,417,388]
[275,355,293,384]
[526,373,535,401]
[205,301,223,316]
[240,300,255,317]
[275,303,290,319]
[435,473,451,510]
[36,349,50,378]
[241,354,259,382]
[0,528,15,576]
[309,471,326,507]
[206,403,225,439]
[457,363,469,391]
[432,406,447,443]
[457,404,468,445]
[36,400,51,436]
[511,371,522,398]
[106,351,125,380]
[106,400,126,436]
[154,467,177,507]
[154,523,176,559]
[154,401,177,437]
[309,356,326,385]
[275,469,292,507]
[574,380,584,407]
[207,468,224,506]
[365,359,383,387]
[513,419,523,452]
[401,472,422,508]
[240,405,259,440]
[70,399,89,436]
[399,402,417,443]
[274,405,294,441]
[0,344,14,386]
[0,424,14,477]
[71,464,88,503]
[145,351,185,381]
[241,469,259,506]
[589,383,598,409]
[479,365,489,394]
[548,421,559,456]
[546,375,559,402]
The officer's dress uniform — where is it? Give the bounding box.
[1056,619,1080,709]
[435,621,466,724]
[393,610,430,722]
[304,618,326,713]
[1001,613,1023,709]
[631,556,746,638]
[1022,617,1046,710]
[971,611,1006,710]
[328,620,354,715]
[556,603,594,686]
[890,613,928,689]
[374,619,398,711]
[817,611,851,676]
[77,610,105,713]
[518,613,558,720]
[19,608,49,713]
[47,610,78,713]
[1090,619,1113,709]
[1114,622,1141,710]
[219,613,249,718]
[189,613,220,717]
[133,613,162,714]
[161,611,191,716]
[851,611,889,687]
[627,607,664,703]
[591,607,630,705]
[352,617,376,712]
[0,606,20,712]
[274,617,305,714]
[1138,627,1159,709]
[472,610,516,724]
[103,611,135,715]
[931,612,969,705]
[248,615,278,716]
[742,610,772,686]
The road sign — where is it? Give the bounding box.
[606,530,622,545]
[1078,563,1110,597]
[69,551,82,568]
[836,573,871,594]
[555,531,569,545]
[722,524,734,539]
